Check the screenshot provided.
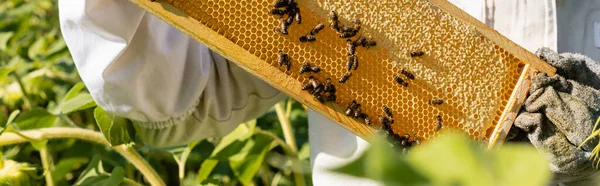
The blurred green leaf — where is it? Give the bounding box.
[52,157,89,183]
[492,144,551,186]
[60,93,96,114]
[75,155,104,184]
[211,122,254,159]
[30,140,47,151]
[46,38,66,57]
[197,159,219,184]
[0,57,22,80]
[13,108,56,130]
[333,136,428,186]
[335,131,551,186]
[407,132,550,186]
[0,112,6,128]
[103,167,125,186]
[93,107,135,146]
[0,32,14,51]
[27,36,47,60]
[297,143,310,161]
[63,82,85,102]
[76,167,125,186]
[5,110,20,126]
[229,134,274,186]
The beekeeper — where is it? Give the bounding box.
[58,0,600,185]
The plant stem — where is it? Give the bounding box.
[274,103,297,152]
[273,103,305,186]
[0,128,165,186]
[40,146,54,186]
[285,98,293,119]
[11,72,35,109]
[59,114,80,128]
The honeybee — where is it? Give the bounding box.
[294,7,301,24]
[339,72,352,83]
[353,107,364,118]
[323,78,336,93]
[346,39,356,55]
[413,135,421,145]
[273,0,288,8]
[435,115,443,131]
[285,61,291,71]
[393,76,408,87]
[310,23,325,35]
[339,31,357,38]
[310,66,320,73]
[299,62,311,74]
[379,116,393,131]
[285,14,295,26]
[354,36,366,46]
[401,69,415,80]
[326,93,336,102]
[364,117,371,125]
[428,99,444,105]
[345,100,358,116]
[382,106,393,118]
[277,51,288,67]
[364,40,376,48]
[309,76,321,90]
[340,26,356,33]
[352,55,358,70]
[269,8,286,16]
[410,51,425,57]
[313,94,325,103]
[329,11,340,30]
[353,19,361,32]
[299,35,316,42]
[346,55,355,71]
[301,83,314,92]
[274,18,289,35]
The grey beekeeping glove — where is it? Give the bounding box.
[513,47,600,184]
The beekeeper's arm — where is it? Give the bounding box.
[58,0,286,147]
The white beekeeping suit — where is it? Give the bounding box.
[58,0,600,185]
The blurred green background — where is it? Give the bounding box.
[0,0,553,186]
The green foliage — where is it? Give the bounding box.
[0,0,556,186]
[334,131,552,186]
[93,107,135,146]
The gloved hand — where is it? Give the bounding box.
[513,47,600,184]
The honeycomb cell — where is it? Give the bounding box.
[163,0,527,143]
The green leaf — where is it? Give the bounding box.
[27,36,47,60]
[75,155,103,184]
[93,107,135,146]
[197,158,219,184]
[60,93,96,114]
[333,136,429,186]
[0,112,6,128]
[30,140,47,151]
[13,108,57,130]
[492,144,551,186]
[5,110,20,125]
[406,131,550,186]
[63,82,85,102]
[297,143,310,161]
[52,157,89,183]
[0,57,22,79]
[102,167,125,186]
[229,134,274,186]
[211,122,255,159]
[0,32,13,51]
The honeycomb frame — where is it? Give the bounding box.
[128,0,555,147]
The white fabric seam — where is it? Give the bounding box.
[133,90,284,129]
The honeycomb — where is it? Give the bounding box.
[133,0,538,143]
